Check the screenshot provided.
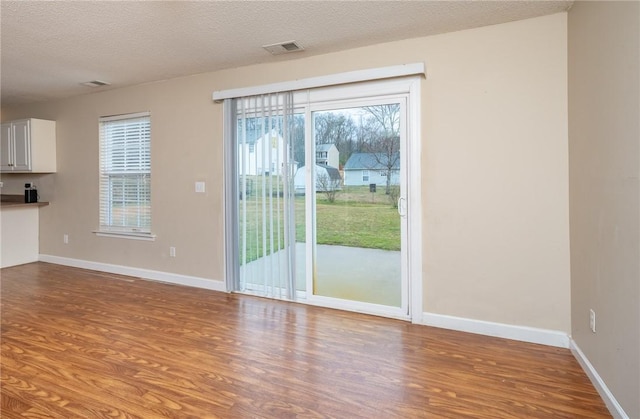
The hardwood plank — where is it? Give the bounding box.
[1,262,611,418]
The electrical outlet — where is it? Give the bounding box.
[169,246,176,257]
[63,234,69,244]
[589,309,596,333]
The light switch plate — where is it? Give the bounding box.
[195,181,205,193]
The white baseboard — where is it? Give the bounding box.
[39,254,226,293]
[570,340,629,419]
[421,312,570,348]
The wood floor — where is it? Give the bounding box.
[1,262,610,418]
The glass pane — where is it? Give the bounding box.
[313,104,402,307]
[236,108,306,298]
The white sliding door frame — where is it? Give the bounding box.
[304,94,409,320]
[221,74,423,323]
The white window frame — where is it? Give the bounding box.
[362,170,370,182]
[95,111,155,241]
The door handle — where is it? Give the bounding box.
[397,197,406,217]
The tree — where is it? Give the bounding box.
[363,104,400,139]
[314,112,357,167]
[291,114,305,167]
[361,104,400,196]
[316,171,341,203]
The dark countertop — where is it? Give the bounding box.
[0,194,49,209]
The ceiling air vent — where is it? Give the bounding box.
[81,80,111,88]
[262,41,304,55]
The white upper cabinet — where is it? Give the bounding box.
[0,118,56,173]
[0,123,12,169]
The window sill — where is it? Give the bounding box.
[93,231,156,241]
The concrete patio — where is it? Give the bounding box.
[241,243,401,307]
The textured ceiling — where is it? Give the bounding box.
[1,1,572,106]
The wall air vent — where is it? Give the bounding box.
[81,80,111,88]
[262,41,304,55]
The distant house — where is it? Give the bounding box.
[238,129,296,176]
[343,153,400,186]
[316,144,339,169]
[294,164,342,194]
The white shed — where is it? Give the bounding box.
[294,164,342,194]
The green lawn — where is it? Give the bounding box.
[239,183,400,263]
[303,198,400,251]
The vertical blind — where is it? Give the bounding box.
[99,112,151,234]
[229,92,297,300]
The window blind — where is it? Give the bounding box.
[227,93,298,300]
[99,112,151,235]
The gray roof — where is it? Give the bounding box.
[321,164,342,180]
[343,153,400,170]
[298,164,341,180]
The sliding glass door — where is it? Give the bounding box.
[228,92,305,300]
[226,81,412,320]
[305,98,408,318]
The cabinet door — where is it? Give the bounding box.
[12,120,31,171]
[1,123,12,171]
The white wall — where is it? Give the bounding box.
[1,13,571,333]
[418,14,570,332]
[568,2,640,417]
